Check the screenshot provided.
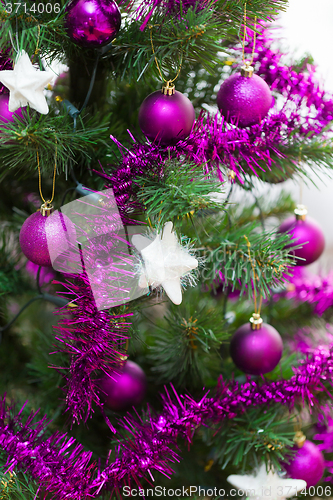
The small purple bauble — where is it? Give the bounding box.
[65,0,121,48]
[230,322,283,375]
[0,93,23,123]
[284,441,325,487]
[138,90,195,145]
[278,216,325,266]
[217,73,272,128]
[100,360,147,411]
[19,210,76,267]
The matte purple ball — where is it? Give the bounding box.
[138,90,195,145]
[284,441,325,487]
[230,322,283,375]
[65,0,121,48]
[19,211,75,268]
[0,93,23,123]
[100,360,147,411]
[278,216,325,266]
[217,73,272,128]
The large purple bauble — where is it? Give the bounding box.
[138,90,195,145]
[100,360,147,411]
[284,441,325,487]
[278,216,325,266]
[230,322,283,375]
[217,73,272,128]
[0,93,23,123]
[65,0,121,48]
[19,211,75,267]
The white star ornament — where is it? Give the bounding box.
[0,51,53,114]
[228,464,306,500]
[132,221,198,305]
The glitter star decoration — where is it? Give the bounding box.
[0,50,53,114]
[132,221,198,305]
[227,464,306,500]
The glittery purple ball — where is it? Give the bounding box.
[284,441,325,487]
[217,73,272,128]
[230,322,283,375]
[19,211,76,268]
[278,215,325,266]
[0,93,23,123]
[100,360,147,411]
[138,90,195,145]
[65,0,121,48]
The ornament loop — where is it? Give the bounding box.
[249,312,263,330]
[294,204,308,221]
[161,81,175,95]
[39,202,54,217]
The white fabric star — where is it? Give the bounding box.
[227,464,306,500]
[0,51,53,114]
[132,221,198,305]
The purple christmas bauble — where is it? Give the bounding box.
[19,210,76,267]
[284,441,325,487]
[0,93,23,123]
[278,215,325,266]
[100,360,147,411]
[230,322,283,375]
[217,73,272,128]
[65,0,121,48]
[138,90,195,145]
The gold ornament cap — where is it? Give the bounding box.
[293,431,306,448]
[161,81,175,95]
[241,63,254,78]
[294,204,308,221]
[39,202,54,217]
[250,312,263,330]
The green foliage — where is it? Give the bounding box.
[203,406,296,472]
[145,289,228,388]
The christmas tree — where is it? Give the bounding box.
[1,0,333,498]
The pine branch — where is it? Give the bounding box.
[146,290,228,388]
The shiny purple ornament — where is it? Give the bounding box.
[138,89,195,145]
[19,209,75,268]
[0,93,23,123]
[230,319,283,375]
[65,0,121,48]
[100,360,147,411]
[278,209,325,266]
[284,440,325,487]
[217,72,272,128]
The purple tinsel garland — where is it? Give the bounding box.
[0,50,12,95]
[285,267,333,316]
[2,344,333,497]
[53,273,132,427]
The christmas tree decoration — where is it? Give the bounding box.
[19,204,76,267]
[132,221,198,305]
[228,463,306,500]
[138,82,195,145]
[100,360,147,411]
[65,0,121,48]
[278,205,325,266]
[0,51,53,114]
[284,438,325,487]
[230,313,283,375]
[217,64,273,128]
[0,93,23,123]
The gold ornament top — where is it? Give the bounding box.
[162,81,175,95]
[293,430,306,448]
[250,312,263,330]
[241,63,254,78]
[294,204,308,221]
[39,202,54,217]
